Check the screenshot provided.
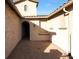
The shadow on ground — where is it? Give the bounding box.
[7,39,63,59]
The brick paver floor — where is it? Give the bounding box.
[7,39,62,59]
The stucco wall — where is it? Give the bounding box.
[13,0,20,3]
[30,20,50,41]
[5,4,21,58]
[47,14,69,54]
[46,11,73,54]
[15,0,37,16]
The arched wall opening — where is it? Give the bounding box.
[22,21,30,40]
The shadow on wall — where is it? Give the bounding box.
[21,20,56,41]
[29,20,56,41]
[68,53,73,59]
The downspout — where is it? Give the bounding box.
[63,8,71,56]
[63,8,69,13]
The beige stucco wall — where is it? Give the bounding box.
[15,0,37,16]
[5,4,21,58]
[30,20,50,41]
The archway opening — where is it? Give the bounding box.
[22,21,30,40]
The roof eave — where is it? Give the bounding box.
[48,1,73,18]
[6,0,23,18]
[6,0,73,20]
[14,0,38,5]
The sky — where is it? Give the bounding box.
[37,0,68,15]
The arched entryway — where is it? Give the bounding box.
[22,21,30,40]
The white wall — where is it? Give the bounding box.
[47,11,72,54]
[15,0,37,16]
[38,14,68,54]
[13,0,20,3]
[50,14,69,54]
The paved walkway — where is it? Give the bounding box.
[7,40,62,59]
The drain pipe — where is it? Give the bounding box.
[63,8,70,15]
[63,8,69,13]
[63,8,72,56]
